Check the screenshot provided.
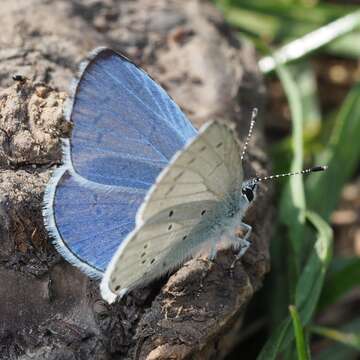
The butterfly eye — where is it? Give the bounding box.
[242,187,254,202]
[201,209,206,216]
[169,210,174,217]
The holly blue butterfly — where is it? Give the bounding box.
[43,48,326,303]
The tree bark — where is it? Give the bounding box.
[0,0,273,359]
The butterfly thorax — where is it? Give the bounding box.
[213,191,249,237]
[182,190,250,248]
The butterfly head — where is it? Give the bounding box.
[240,165,328,204]
[241,180,258,204]
[240,108,327,205]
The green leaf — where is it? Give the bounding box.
[259,10,360,73]
[257,318,293,360]
[289,305,311,360]
[295,211,333,324]
[276,62,306,274]
[306,82,360,220]
[257,212,333,360]
[311,325,360,351]
[215,0,360,59]
[269,62,322,174]
[326,31,360,58]
[288,62,321,134]
[259,11,360,73]
[221,0,355,24]
[313,318,360,360]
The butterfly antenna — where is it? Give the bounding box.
[241,108,258,161]
[255,165,328,183]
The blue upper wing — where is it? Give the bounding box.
[43,48,197,277]
[69,48,197,187]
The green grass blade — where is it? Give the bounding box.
[259,10,360,73]
[326,31,360,58]
[295,211,333,324]
[306,83,360,220]
[215,0,360,58]
[313,318,360,360]
[289,305,311,360]
[289,62,321,134]
[221,0,355,24]
[276,62,306,273]
[269,61,321,175]
[257,212,333,359]
[310,325,360,351]
[257,318,293,360]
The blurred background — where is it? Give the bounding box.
[212,0,360,358]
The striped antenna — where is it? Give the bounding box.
[241,107,258,161]
[255,166,328,183]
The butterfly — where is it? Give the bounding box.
[43,47,326,303]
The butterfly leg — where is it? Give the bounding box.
[237,222,252,257]
[230,222,252,269]
[208,240,218,261]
